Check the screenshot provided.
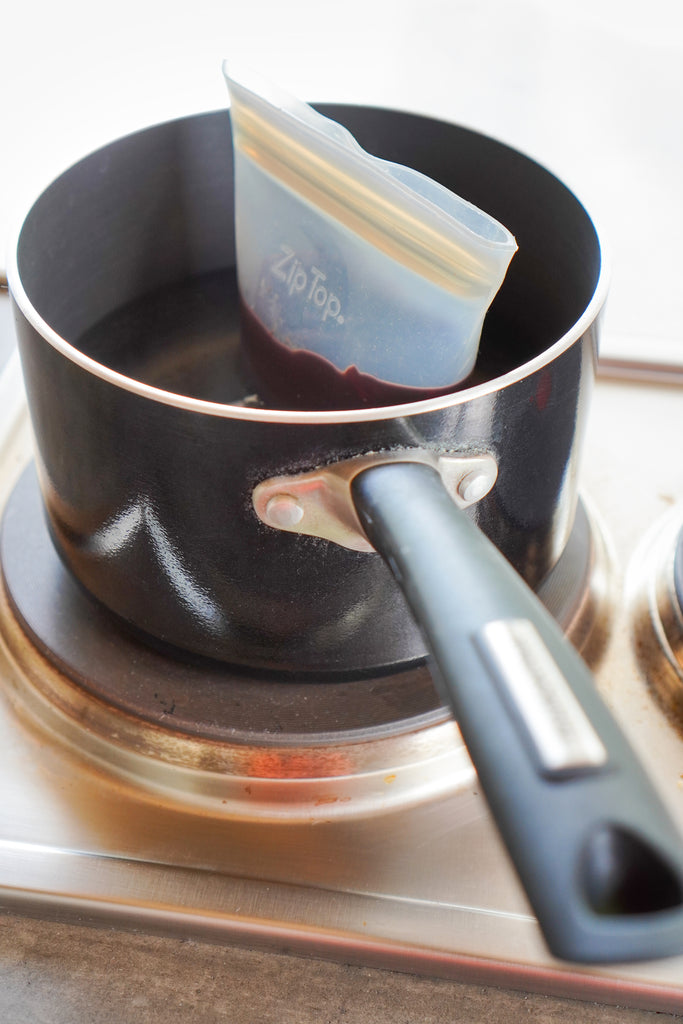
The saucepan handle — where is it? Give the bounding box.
[351,460,683,963]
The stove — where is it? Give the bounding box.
[2,284,683,1013]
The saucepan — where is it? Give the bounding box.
[8,106,683,963]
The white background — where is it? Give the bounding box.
[2,0,682,349]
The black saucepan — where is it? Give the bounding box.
[8,107,683,963]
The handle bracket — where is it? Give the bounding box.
[252,450,498,552]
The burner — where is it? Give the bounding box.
[0,465,613,818]
[628,502,683,731]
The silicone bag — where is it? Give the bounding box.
[224,64,517,400]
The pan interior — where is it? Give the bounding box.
[15,108,602,408]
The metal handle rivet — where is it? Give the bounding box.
[458,470,493,504]
[265,494,305,529]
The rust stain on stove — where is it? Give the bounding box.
[247,748,354,780]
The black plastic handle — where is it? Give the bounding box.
[351,461,683,963]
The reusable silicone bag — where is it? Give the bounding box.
[224,64,517,406]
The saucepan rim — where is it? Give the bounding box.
[6,107,610,425]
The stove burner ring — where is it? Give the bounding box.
[628,503,683,732]
[0,466,612,818]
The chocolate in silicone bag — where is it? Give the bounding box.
[223,63,517,406]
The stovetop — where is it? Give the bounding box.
[2,298,683,1011]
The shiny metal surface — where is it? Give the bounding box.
[253,451,498,551]
[2,346,683,1010]
[628,505,683,731]
[474,618,608,776]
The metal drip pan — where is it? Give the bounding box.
[0,463,611,820]
[627,503,683,733]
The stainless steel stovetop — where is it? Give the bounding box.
[2,287,683,1013]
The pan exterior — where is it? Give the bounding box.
[8,109,605,673]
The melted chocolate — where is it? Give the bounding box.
[239,301,468,411]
